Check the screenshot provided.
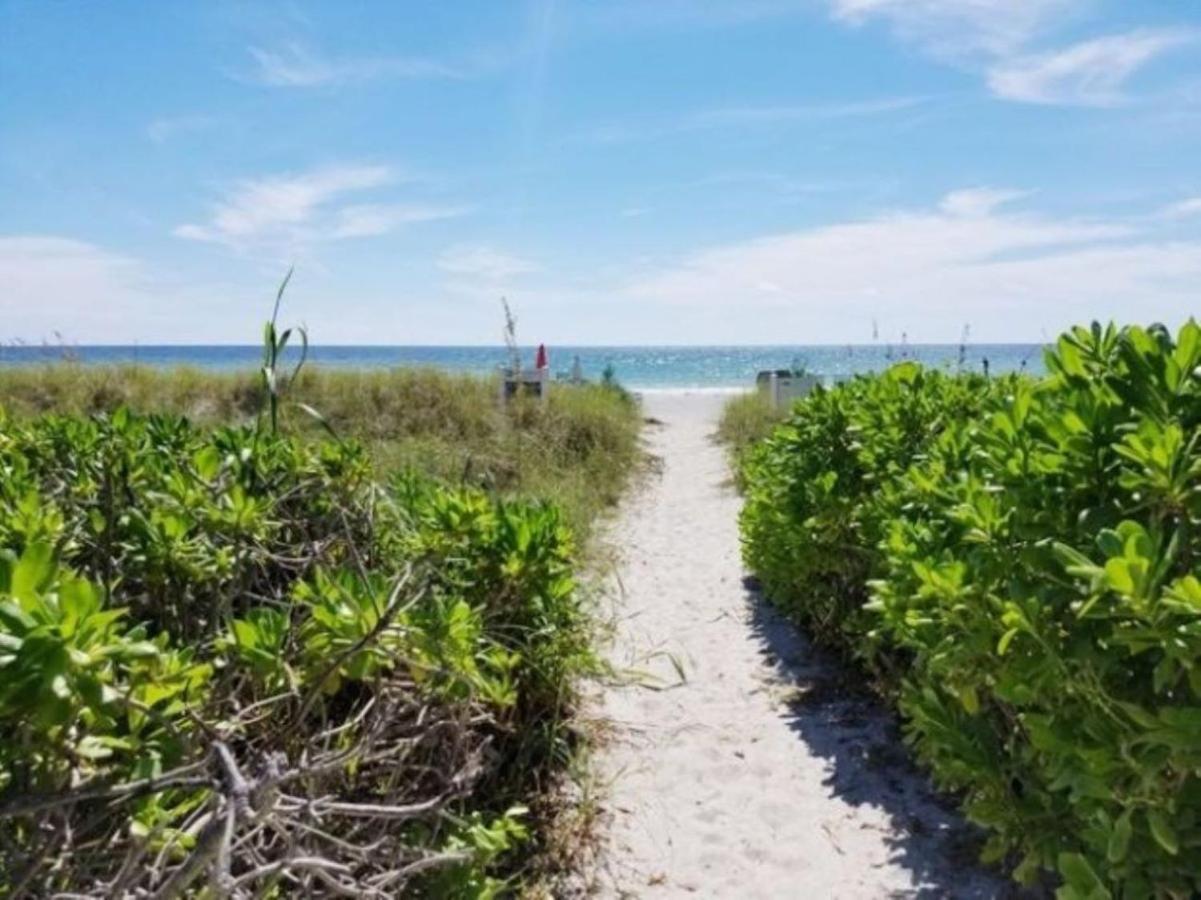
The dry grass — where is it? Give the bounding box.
[714,389,784,466]
[0,363,644,544]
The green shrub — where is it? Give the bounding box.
[738,321,1201,896]
[873,322,1201,896]
[0,407,592,896]
[739,363,1002,677]
[0,543,210,798]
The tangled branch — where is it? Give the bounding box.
[2,679,493,898]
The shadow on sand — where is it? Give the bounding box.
[742,575,1036,899]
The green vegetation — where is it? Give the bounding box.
[733,321,1201,897]
[0,364,641,545]
[714,389,784,475]
[0,354,641,894]
[737,364,1001,675]
[0,407,602,895]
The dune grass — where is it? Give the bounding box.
[0,363,643,545]
[715,389,784,471]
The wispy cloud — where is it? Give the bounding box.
[174,164,465,253]
[0,236,145,342]
[146,114,218,143]
[327,203,466,239]
[0,234,276,343]
[0,235,140,297]
[619,189,1201,340]
[443,192,1201,344]
[828,0,1072,57]
[576,95,926,143]
[1162,196,1201,219]
[827,2,1198,107]
[939,187,1031,217]
[687,95,926,126]
[243,42,461,87]
[437,244,539,282]
[987,28,1197,105]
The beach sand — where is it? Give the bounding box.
[589,390,1006,898]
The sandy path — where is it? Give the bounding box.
[590,391,1006,899]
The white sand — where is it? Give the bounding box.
[589,391,1006,898]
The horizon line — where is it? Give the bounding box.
[0,340,1053,350]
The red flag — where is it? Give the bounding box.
[535,343,548,369]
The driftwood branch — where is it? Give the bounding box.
[1,690,489,898]
[0,763,210,818]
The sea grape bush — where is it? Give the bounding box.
[0,407,589,895]
[0,408,374,641]
[738,321,1201,897]
[877,322,1201,897]
[739,363,1004,678]
[0,543,211,799]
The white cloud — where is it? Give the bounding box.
[174,165,464,253]
[9,189,1201,346]
[437,244,539,282]
[939,187,1030,217]
[245,43,460,87]
[328,203,469,239]
[826,3,1197,108]
[0,235,280,343]
[0,237,151,343]
[181,165,393,239]
[619,189,1201,340]
[828,0,1072,57]
[0,236,139,305]
[1162,196,1201,219]
[988,28,1197,105]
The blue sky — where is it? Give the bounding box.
[3,0,1201,345]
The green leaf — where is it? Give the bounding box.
[0,600,36,633]
[1103,558,1135,596]
[12,543,55,602]
[296,402,340,442]
[112,641,160,661]
[1165,575,1201,610]
[194,445,222,480]
[997,627,1020,655]
[1052,542,1090,568]
[958,684,980,714]
[1057,853,1109,898]
[1173,319,1199,373]
[1146,809,1178,855]
[1117,702,1160,730]
[1107,810,1133,863]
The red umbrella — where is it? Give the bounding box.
[535,343,548,369]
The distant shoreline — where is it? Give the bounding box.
[0,342,1047,389]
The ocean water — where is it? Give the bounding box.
[0,344,1046,389]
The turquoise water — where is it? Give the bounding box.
[0,344,1046,389]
